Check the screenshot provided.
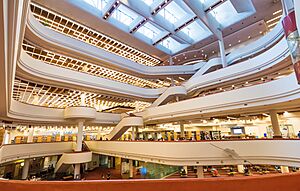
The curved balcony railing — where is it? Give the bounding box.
[1,139,300,167]
[226,21,284,65]
[26,4,285,77]
[86,139,300,167]
[0,142,74,164]
[185,38,289,92]
[26,10,199,76]
[143,73,300,123]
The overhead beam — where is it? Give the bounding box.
[183,0,223,40]
[101,0,118,19]
[121,0,192,45]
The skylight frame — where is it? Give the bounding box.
[108,4,144,31]
[82,0,110,13]
[178,19,213,43]
[157,1,187,25]
[156,36,189,54]
[199,0,220,10]
[207,0,253,29]
[134,21,168,44]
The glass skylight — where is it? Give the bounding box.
[199,0,219,10]
[111,4,140,26]
[83,0,109,11]
[143,0,154,6]
[208,1,252,29]
[141,0,165,7]
[158,1,186,24]
[136,22,162,40]
[180,20,212,42]
[158,37,187,54]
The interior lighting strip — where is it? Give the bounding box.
[12,78,152,112]
[22,41,166,89]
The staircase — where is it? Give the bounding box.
[105,116,143,140]
[54,151,93,173]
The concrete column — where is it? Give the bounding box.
[169,57,175,86]
[144,133,148,141]
[180,122,185,138]
[237,165,244,173]
[76,120,84,151]
[131,127,135,141]
[135,127,139,140]
[96,127,102,140]
[27,126,34,143]
[281,166,290,173]
[196,166,204,178]
[269,110,282,138]
[2,129,10,144]
[74,164,81,179]
[129,160,134,178]
[21,159,30,180]
[183,166,188,175]
[295,0,300,32]
[218,38,227,68]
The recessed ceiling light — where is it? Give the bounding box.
[238,40,241,43]
[229,44,231,47]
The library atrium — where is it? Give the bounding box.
[1,0,300,190]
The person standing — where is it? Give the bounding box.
[106,171,111,180]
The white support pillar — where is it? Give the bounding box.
[96,127,102,140]
[281,166,290,173]
[74,120,84,179]
[218,37,227,68]
[129,160,134,178]
[169,57,175,87]
[131,127,135,141]
[295,0,300,31]
[237,165,244,173]
[3,129,10,145]
[21,159,30,180]
[183,166,188,176]
[281,0,288,16]
[74,164,81,179]
[196,166,204,178]
[135,127,139,140]
[76,120,84,151]
[269,110,282,138]
[27,126,34,143]
[180,122,185,138]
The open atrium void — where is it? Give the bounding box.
[1,0,300,190]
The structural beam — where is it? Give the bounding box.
[183,0,223,40]
[121,0,192,45]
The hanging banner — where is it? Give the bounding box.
[282,11,300,84]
